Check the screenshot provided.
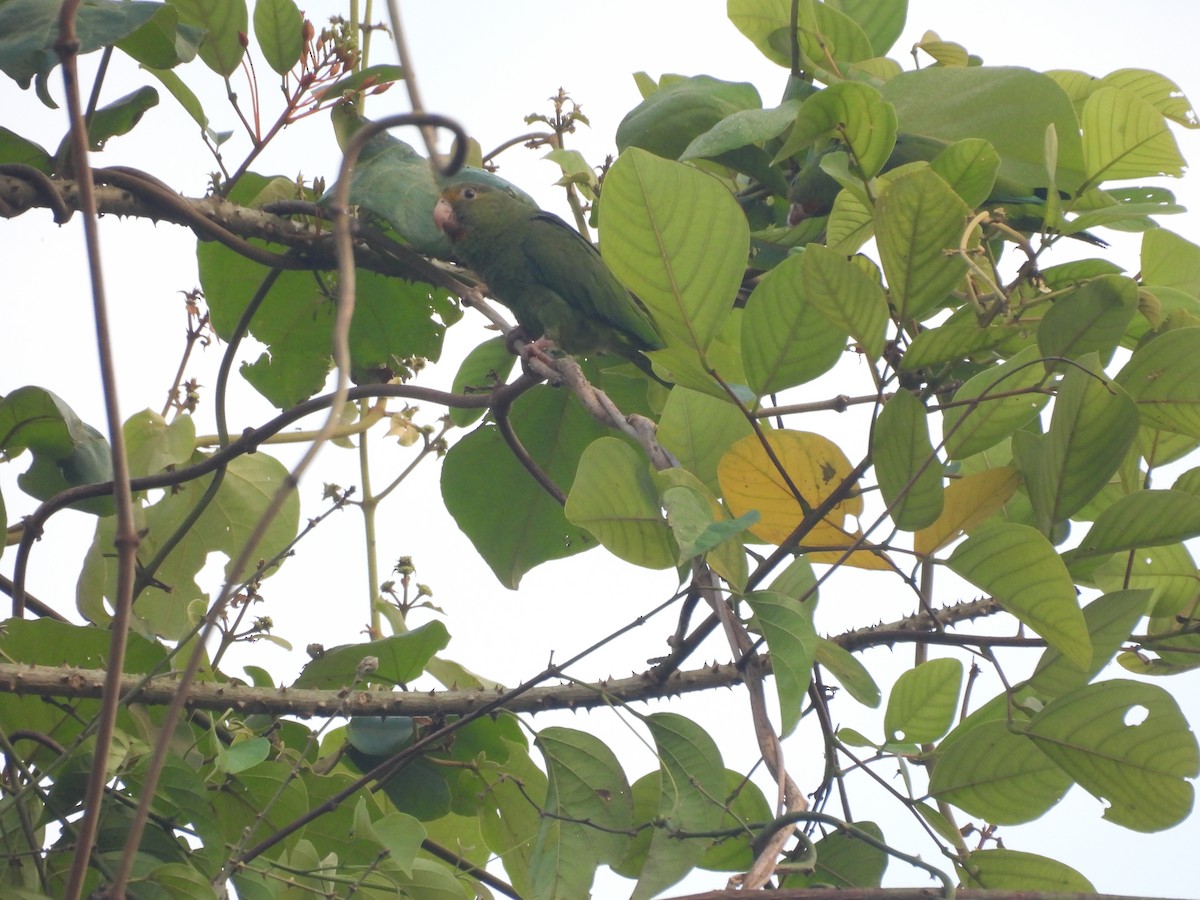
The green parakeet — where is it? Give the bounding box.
[433,182,664,378]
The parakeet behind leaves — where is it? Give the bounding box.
[433,182,664,379]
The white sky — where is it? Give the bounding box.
[2,1,1200,896]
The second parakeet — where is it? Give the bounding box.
[433,182,664,378]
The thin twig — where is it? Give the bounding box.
[53,4,140,898]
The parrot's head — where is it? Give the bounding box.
[434,182,520,243]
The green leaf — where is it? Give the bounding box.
[931,718,1071,825]
[168,0,248,77]
[293,623,450,689]
[881,66,1088,192]
[875,167,971,321]
[741,252,847,394]
[116,4,204,69]
[0,385,114,515]
[657,387,754,494]
[744,591,816,737]
[1013,358,1138,533]
[216,737,271,775]
[1028,590,1151,700]
[316,63,406,102]
[123,409,195,478]
[633,714,725,900]
[144,65,227,145]
[84,85,158,150]
[602,148,749,353]
[930,137,1000,208]
[883,658,961,743]
[942,344,1050,459]
[825,186,876,254]
[616,75,762,160]
[1081,87,1185,182]
[1067,490,1200,563]
[530,727,634,898]
[1100,68,1198,129]
[565,437,675,569]
[728,0,872,70]
[781,821,887,888]
[1117,328,1200,438]
[799,245,889,360]
[874,389,944,530]
[960,849,1094,891]
[947,523,1090,669]
[0,0,162,99]
[815,638,880,707]
[442,387,599,589]
[901,320,1019,370]
[660,481,757,567]
[1037,275,1138,365]
[1092,543,1196,618]
[775,82,898,180]
[476,738,545,895]
[253,0,302,75]
[828,0,907,56]
[680,99,801,162]
[448,337,514,427]
[366,809,427,877]
[1024,680,1199,831]
[697,771,773,871]
[346,717,415,757]
[0,126,53,171]
[1142,229,1200,295]
[92,451,299,638]
[348,272,449,378]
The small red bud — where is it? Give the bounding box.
[238,31,249,48]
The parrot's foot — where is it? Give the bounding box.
[522,337,561,367]
[510,334,564,383]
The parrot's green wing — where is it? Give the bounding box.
[520,211,662,352]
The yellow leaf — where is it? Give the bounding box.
[718,431,888,569]
[915,466,1021,557]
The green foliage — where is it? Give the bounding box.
[2,0,1200,896]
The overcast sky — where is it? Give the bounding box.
[2,1,1200,895]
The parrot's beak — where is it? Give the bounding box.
[433,197,462,239]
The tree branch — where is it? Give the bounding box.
[0,598,1005,716]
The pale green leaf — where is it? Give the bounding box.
[930,719,1070,824]
[873,389,944,530]
[799,244,889,359]
[657,387,754,494]
[959,849,1095,891]
[602,148,748,353]
[947,523,1090,668]
[1024,680,1199,831]
[875,167,972,321]
[883,658,961,743]
[741,253,847,394]
[253,0,303,75]
[1036,275,1138,365]
[1081,87,1185,182]
[565,437,676,569]
[942,345,1050,459]
[633,714,725,900]
[815,638,880,707]
[744,591,817,737]
[775,82,898,180]
[1013,357,1138,533]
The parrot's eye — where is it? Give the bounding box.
[462,188,477,201]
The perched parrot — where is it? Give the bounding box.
[433,182,665,379]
